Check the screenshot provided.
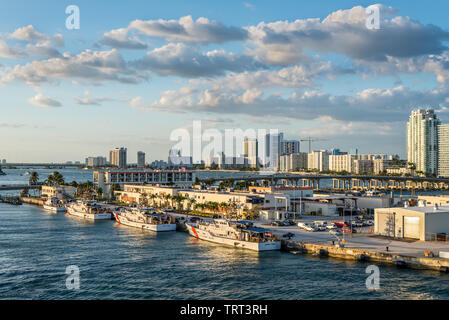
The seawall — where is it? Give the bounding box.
[282,240,449,272]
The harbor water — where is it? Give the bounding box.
[1,168,449,299]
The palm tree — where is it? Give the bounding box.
[29,172,39,186]
[164,194,172,208]
[188,198,196,212]
[149,194,157,207]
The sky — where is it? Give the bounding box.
[1,0,449,163]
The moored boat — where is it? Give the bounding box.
[43,197,66,213]
[185,218,281,251]
[113,208,176,232]
[65,200,112,220]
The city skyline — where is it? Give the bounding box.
[2,1,449,162]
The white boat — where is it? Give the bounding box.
[43,197,66,213]
[65,200,112,220]
[185,219,281,251]
[113,208,176,232]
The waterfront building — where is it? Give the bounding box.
[375,205,449,241]
[280,139,300,155]
[137,151,145,168]
[329,153,353,172]
[41,185,77,200]
[438,124,449,177]
[151,160,168,169]
[407,109,439,175]
[87,156,107,168]
[308,150,330,171]
[352,159,374,174]
[110,147,127,168]
[279,153,308,172]
[93,169,195,198]
[264,132,283,169]
[244,138,259,168]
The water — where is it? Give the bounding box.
[1,168,449,299]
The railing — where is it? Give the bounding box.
[425,233,449,242]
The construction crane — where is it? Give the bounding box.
[300,137,329,153]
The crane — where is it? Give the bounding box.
[300,137,329,153]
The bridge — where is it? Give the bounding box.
[198,173,449,192]
[0,184,42,191]
[2,163,80,168]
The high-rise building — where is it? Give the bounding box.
[137,151,145,168]
[280,140,300,155]
[244,138,258,168]
[308,150,330,171]
[438,124,449,177]
[265,132,283,169]
[407,109,439,175]
[87,156,107,167]
[279,153,308,172]
[109,147,127,168]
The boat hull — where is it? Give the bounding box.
[66,206,112,220]
[43,204,66,213]
[185,223,281,251]
[113,213,176,232]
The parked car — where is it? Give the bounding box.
[304,225,318,232]
[297,222,309,229]
[271,221,281,226]
[326,223,337,230]
[329,229,343,236]
[341,227,357,234]
[314,224,327,231]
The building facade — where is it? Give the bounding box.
[279,153,308,172]
[110,147,127,168]
[438,124,449,177]
[407,109,439,175]
[137,151,145,168]
[94,169,196,198]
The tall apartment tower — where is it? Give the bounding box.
[265,132,283,169]
[137,151,145,168]
[109,147,127,168]
[438,124,449,177]
[406,109,439,175]
[243,138,259,168]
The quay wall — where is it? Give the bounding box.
[282,240,449,272]
[21,197,44,206]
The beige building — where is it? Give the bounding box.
[329,154,355,172]
[41,185,77,200]
[374,205,449,241]
[279,153,308,172]
[417,195,449,207]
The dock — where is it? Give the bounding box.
[257,222,449,272]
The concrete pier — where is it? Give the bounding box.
[282,240,449,272]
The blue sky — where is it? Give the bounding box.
[1,1,449,163]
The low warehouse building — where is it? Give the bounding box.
[374,205,449,241]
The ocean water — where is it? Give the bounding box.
[1,168,449,299]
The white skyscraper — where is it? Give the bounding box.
[265,132,283,169]
[406,109,439,175]
[110,147,127,168]
[438,124,449,177]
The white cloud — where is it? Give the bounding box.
[28,93,62,107]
